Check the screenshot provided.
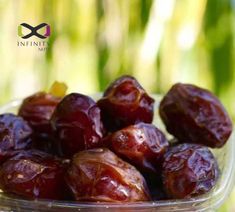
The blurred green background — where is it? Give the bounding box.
[0,0,234,211]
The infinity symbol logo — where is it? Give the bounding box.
[18,23,51,39]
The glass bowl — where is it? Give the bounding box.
[0,94,234,212]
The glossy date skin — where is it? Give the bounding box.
[19,92,61,135]
[51,93,105,157]
[159,83,233,148]
[66,148,151,202]
[162,143,219,198]
[0,113,32,163]
[0,150,68,200]
[18,92,61,153]
[104,123,169,173]
[97,76,154,132]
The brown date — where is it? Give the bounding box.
[18,92,61,135]
[0,150,68,200]
[0,113,32,163]
[66,148,151,202]
[104,123,169,173]
[18,92,61,153]
[162,143,219,198]
[51,93,105,157]
[159,83,233,148]
[97,75,154,132]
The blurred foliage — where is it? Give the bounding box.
[0,0,235,211]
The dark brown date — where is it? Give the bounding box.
[104,123,169,173]
[162,143,219,198]
[51,93,105,157]
[159,83,233,148]
[0,113,32,163]
[18,92,61,154]
[97,76,154,132]
[18,92,61,135]
[0,150,68,200]
[66,148,151,202]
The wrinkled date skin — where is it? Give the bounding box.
[97,76,155,132]
[162,143,219,199]
[104,123,169,173]
[51,93,105,157]
[0,113,32,164]
[0,150,68,200]
[19,92,61,135]
[159,83,233,148]
[18,92,61,153]
[66,148,151,202]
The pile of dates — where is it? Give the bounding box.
[0,76,233,202]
